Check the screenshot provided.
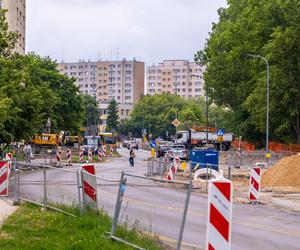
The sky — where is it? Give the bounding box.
[26,0,227,65]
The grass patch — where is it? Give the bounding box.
[0,203,164,250]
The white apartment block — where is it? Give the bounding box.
[146,60,205,98]
[0,0,26,54]
[57,59,144,121]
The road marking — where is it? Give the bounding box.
[100,189,300,237]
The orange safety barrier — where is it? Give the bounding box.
[269,141,300,152]
[231,139,255,152]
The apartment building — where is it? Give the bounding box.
[57,59,145,121]
[0,0,26,54]
[146,60,205,98]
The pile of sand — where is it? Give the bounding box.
[262,154,300,188]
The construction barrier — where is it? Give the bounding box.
[102,145,107,157]
[79,146,84,163]
[88,148,93,163]
[206,174,232,250]
[81,164,98,210]
[110,145,114,156]
[269,141,300,153]
[249,166,261,202]
[98,149,103,162]
[5,152,13,175]
[66,148,72,165]
[165,155,180,181]
[0,161,9,196]
[56,149,62,167]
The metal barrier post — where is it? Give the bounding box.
[206,163,208,193]
[228,165,231,180]
[17,168,20,204]
[177,180,192,250]
[111,172,126,236]
[77,169,83,215]
[43,165,47,208]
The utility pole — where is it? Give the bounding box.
[245,54,270,162]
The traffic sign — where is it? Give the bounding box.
[150,141,156,148]
[217,129,225,136]
[172,119,180,127]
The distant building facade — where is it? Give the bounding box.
[0,0,26,54]
[146,60,205,98]
[58,59,145,123]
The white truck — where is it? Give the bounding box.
[176,129,233,151]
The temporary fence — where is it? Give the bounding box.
[220,150,295,168]
[110,172,193,250]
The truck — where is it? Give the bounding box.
[176,128,233,151]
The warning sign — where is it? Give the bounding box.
[172,119,180,127]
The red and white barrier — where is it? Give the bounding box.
[56,149,62,167]
[249,166,261,202]
[66,148,72,165]
[5,153,13,175]
[79,146,84,163]
[102,145,107,157]
[88,148,93,162]
[81,164,98,209]
[0,161,9,196]
[110,145,114,156]
[165,156,180,181]
[98,149,103,162]
[206,175,233,250]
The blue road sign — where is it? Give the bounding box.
[217,129,225,136]
[150,141,156,148]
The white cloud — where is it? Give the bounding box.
[26,0,227,64]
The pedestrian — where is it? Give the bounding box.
[23,142,31,163]
[129,148,135,167]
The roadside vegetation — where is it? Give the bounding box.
[0,203,163,250]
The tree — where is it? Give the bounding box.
[120,94,225,138]
[106,99,119,132]
[196,0,300,144]
[82,94,99,127]
[0,53,85,143]
[0,9,18,57]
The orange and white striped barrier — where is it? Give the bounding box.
[56,149,62,167]
[88,148,93,163]
[98,149,103,162]
[81,164,97,210]
[79,146,84,163]
[0,161,9,196]
[66,148,72,165]
[249,166,261,202]
[165,155,180,181]
[206,174,232,250]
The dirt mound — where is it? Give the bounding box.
[262,154,300,188]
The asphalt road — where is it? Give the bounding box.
[12,147,300,249]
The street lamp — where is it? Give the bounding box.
[190,74,209,148]
[245,53,270,158]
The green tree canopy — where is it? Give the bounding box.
[120,93,229,138]
[0,54,84,143]
[196,0,300,144]
[82,94,99,127]
[106,99,119,132]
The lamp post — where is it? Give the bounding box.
[190,74,209,148]
[245,53,270,158]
